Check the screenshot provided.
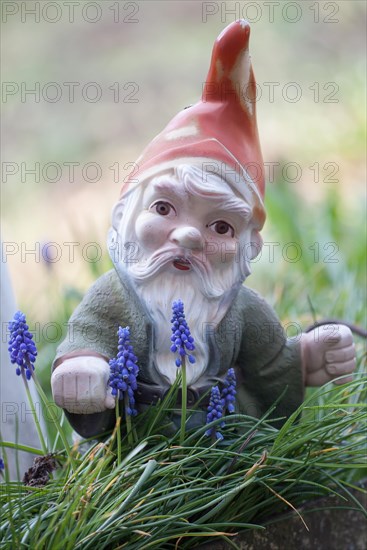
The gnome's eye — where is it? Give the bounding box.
[209,220,235,237]
[152,201,175,217]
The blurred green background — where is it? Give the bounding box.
[1,1,366,382]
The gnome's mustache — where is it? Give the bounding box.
[130,246,205,278]
[127,245,224,298]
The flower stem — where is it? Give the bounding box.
[32,374,77,470]
[124,393,133,447]
[22,371,48,455]
[115,399,121,463]
[180,357,187,446]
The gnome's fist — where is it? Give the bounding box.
[51,356,115,414]
[301,325,356,386]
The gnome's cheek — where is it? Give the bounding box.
[135,215,169,251]
[205,245,235,269]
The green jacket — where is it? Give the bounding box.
[54,269,304,437]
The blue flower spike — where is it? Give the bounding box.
[8,311,37,380]
[109,326,139,416]
[170,300,195,367]
[0,457,4,474]
[170,300,196,445]
[222,368,237,414]
[205,385,225,441]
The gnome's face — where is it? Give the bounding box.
[135,168,253,280]
[113,164,261,291]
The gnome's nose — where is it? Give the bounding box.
[170,227,204,250]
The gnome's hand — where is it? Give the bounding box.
[301,325,356,386]
[51,356,115,414]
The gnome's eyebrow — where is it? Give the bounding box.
[147,179,186,201]
[216,195,252,220]
[187,184,252,220]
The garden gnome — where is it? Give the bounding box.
[51,21,356,438]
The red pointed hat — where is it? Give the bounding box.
[122,20,265,228]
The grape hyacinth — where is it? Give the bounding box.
[8,311,37,380]
[205,385,225,441]
[0,457,4,472]
[222,368,237,414]
[170,300,196,445]
[109,326,139,416]
[170,300,195,367]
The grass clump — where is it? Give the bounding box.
[1,371,366,549]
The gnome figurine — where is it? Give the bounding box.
[51,21,356,438]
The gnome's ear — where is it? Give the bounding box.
[108,201,126,262]
[248,229,263,260]
[111,200,125,231]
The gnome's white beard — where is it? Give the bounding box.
[129,253,242,385]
